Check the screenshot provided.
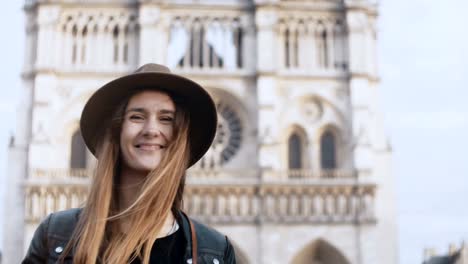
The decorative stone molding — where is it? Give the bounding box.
[138,5,160,26]
[263,169,356,179]
[24,169,375,225]
[24,181,89,223]
[299,97,323,123]
[32,122,49,144]
[259,182,375,223]
[255,9,278,30]
[32,168,92,179]
[37,6,61,26]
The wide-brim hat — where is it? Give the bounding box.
[80,63,217,167]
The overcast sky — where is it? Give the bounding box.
[1,1,467,263]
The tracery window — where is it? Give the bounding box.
[167,16,244,70]
[58,11,138,68]
[280,17,348,71]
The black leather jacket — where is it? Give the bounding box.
[22,208,236,264]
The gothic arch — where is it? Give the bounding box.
[70,128,87,169]
[281,124,309,173]
[316,124,342,172]
[291,239,351,264]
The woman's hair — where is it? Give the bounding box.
[61,89,191,264]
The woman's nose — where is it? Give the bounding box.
[142,120,161,137]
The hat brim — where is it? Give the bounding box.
[80,71,217,167]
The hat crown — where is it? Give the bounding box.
[134,63,171,74]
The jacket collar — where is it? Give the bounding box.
[177,210,194,261]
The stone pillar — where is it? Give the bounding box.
[256,6,280,171]
[35,5,60,71]
[240,13,256,73]
[29,73,58,169]
[138,5,169,65]
[23,12,37,74]
[3,73,35,264]
[256,8,278,73]
[346,2,374,173]
[346,1,397,264]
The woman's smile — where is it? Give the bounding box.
[135,143,166,151]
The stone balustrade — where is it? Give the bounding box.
[33,168,91,179]
[264,169,357,179]
[186,169,258,179]
[24,169,376,225]
[258,182,375,223]
[183,183,259,224]
[31,168,363,180]
[24,181,89,223]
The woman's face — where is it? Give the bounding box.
[120,90,175,173]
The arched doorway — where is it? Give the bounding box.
[291,239,350,264]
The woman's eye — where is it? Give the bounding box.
[160,116,174,122]
[129,115,144,120]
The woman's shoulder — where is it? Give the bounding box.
[44,208,82,239]
[190,218,227,246]
[23,208,83,262]
[188,218,237,263]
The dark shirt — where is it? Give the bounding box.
[131,227,187,264]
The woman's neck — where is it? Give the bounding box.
[118,166,147,211]
[116,166,175,237]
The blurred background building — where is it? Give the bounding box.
[2,0,397,263]
[423,242,468,264]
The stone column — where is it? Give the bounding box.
[346,1,397,264]
[241,14,256,73]
[138,5,160,65]
[256,7,281,177]
[346,2,375,173]
[138,5,169,65]
[35,5,60,71]
[256,8,278,73]
[2,44,36,264]
[23,12,37,74]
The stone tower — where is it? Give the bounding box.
[3,0,397,263]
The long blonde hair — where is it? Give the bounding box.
[62,90,191,264]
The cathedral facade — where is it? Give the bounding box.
[3,0,397,263]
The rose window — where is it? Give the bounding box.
[215,102,242,163]
[195,101,242,169]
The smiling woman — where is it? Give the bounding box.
[22,64,236,264]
